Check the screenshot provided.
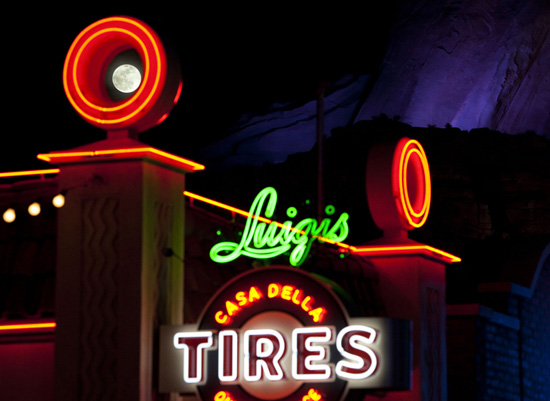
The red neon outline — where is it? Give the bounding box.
[63,16,167,129]
[183,191,460,263]
[394,138,431,229]
[173,81,183,104]
[404,149,428,218]
[36,148,205,171]
[73,28,151,113]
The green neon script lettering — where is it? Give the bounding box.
[209,187,350,266]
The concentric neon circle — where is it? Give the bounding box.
[393,138,431,229]
[63,16,178,133]
[366,137,432,234]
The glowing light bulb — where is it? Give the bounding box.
[28,202,41,216]
[112,64,142,93]
[3,208,16,223]
[52,194,65,208]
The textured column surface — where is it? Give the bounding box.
[53,157,186,401]
[366,255,448,401]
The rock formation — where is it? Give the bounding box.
[194,0,549,169]
[355,0,550,135]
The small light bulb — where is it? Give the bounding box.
[52,194,65,208]
[28,202,41,216]
[3,208,16,223]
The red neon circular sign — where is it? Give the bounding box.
[394,138,431,229]
[63,16,181,133]
[195,267,349,401]
[366,137,431,234]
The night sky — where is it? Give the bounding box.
[2,4,395,172]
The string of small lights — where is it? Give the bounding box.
[0,169,64,223]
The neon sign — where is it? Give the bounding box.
[183,190,461,263]
[171,325,377,385]
[366,137,431,234]
[63,16,181,134]
[160,267,411,401]
[213,283,327,326]
[214,389,323,401]
[210,187,349,266]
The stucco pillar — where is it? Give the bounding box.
[365,252,448,401]
[44,138,200,401]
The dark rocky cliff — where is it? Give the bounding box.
[356,0,550,136]
[192,0,549,171]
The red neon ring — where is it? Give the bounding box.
[63,16,168,130]
[394,138,431,229]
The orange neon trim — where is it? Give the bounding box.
[37,148,205,171]
[0,322,56,331]
[349,244,461,263]
[184,191,461,263]
[184,191,271,222]
[0,169,60,178]
[37,151,95,161]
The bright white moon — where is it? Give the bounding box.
[112,64,142,93]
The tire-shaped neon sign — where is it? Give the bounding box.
[63,16,181,133]
[394,138,431,229]
[366,137,431,234]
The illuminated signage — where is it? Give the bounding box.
[183,191,461,263]
[63,16,181,134]
[366,137,431,234]
[160,267,411,401]
[210,187,350,267]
